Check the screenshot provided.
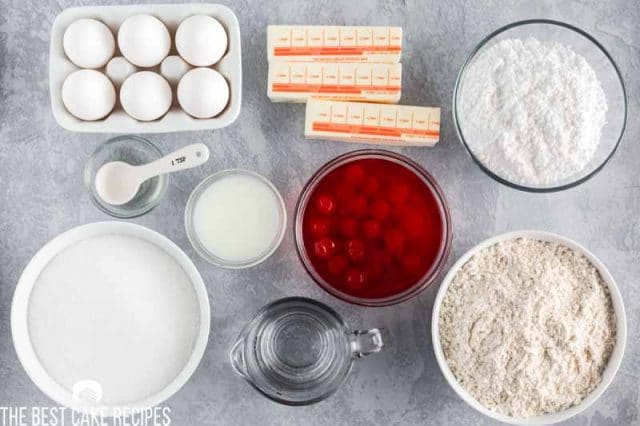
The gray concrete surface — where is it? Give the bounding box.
[0,0,638,425]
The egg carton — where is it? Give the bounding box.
[50,3,241,133]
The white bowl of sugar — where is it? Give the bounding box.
[11,222,211,415]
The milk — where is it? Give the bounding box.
[192,172,285,264]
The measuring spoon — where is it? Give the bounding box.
[95,143,210,206]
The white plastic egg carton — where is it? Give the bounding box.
[50,3,241,133]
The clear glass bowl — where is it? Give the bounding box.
[184,169,287,269]
[84,135,167,218]
[294,150,452,307]
[453,19,627,192]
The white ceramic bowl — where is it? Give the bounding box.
[431,230,626,425]
[11,222,211,415]
[50,3,241,133]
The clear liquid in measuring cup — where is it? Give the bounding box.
[231,298,373,405]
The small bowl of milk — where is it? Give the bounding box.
[185,169,287,268]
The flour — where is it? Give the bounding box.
[439,238,616,418]
[458,38,607,186]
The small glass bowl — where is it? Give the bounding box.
[453,19,627,192]
[294,150,452,307]
[185,169,287,269]
[84,135,167,218]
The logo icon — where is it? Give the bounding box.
[72,380,103,404]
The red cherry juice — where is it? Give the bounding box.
[302,157,445,299]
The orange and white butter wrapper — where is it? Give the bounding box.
[267,25,402,63]
[305,99,440,147]
[268,62,401,103]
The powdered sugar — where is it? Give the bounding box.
[439,238,616,418]
[458,38,608,186]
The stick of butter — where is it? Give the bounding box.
[268,62,401,103]
[305,100,440,147]
[267,25,402,63]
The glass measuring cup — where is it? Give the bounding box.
[229,297,387,405]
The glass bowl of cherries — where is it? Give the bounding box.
[295,150,452,307]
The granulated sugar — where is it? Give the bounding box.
[458,38,607,186]
[439,238,616,418]
[27,234,201,405]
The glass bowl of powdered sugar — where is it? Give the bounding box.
[453,19,627,192]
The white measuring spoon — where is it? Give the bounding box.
[95,143,210,206]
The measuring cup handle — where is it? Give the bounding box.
[229,338,249,379]
[348,328,388,359]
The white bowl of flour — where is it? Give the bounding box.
[431,231,626,425]
[454,20,627,192]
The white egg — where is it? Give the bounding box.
[178,68,229,119]
[105,57,138,85]
[160,56,192,85]
[120,71,172,121]
[62,70,116,121]
[63,19,115,69]
[117,15,170,67]
[175,15,228,66]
